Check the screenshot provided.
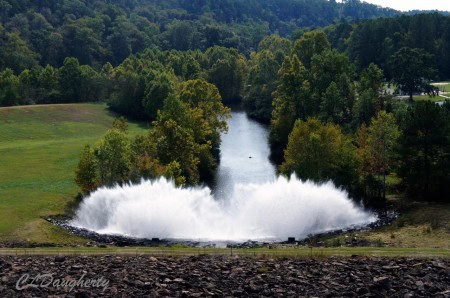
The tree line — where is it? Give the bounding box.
[76,79,230,193]
[325,13,450,80]
[69,31,450,204]
[1,2,449,203]
[260,32,450,204]
[0,0,400,73]
[0,46,247,110]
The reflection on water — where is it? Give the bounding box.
[211,108,277,199]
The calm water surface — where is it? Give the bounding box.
[212,109,276,199]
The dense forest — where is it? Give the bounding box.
[325,13,450,80]
[0,0,399,71]
[0,0,449,204]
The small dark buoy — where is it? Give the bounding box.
[249,156,252,159]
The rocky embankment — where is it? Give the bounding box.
[0,255,449,297]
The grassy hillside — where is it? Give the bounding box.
[0,103,148,244]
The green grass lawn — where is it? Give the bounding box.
[413,95,447,102]
[431,81,450,93]
[0,103,148,244]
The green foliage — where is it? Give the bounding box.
[75,145,98,195]
[310,49,356,126]
[76,78,230,190]
[389,47,437,101]
[367,112,400,180]
[178,79,230,144]
[0,32,38,73]
[179,79,230,177]
[0,68,20,106]
[112,116,129,133]
[357,111,400,199]
[59,57,82,102]
[0,0,397,73]
[280,118,358,189]
[162,20,197,51]
[355,89,376,126]
[244,50,281,123]
[294,31,331,69]
[368,112,400,168]
[355,64,385,125]
[399,101,450,202]
[79,65,103,102]
[359,63,385,94]
[205,47,247,104]
[257,34,292,63]
[270,48,357,161]
[37,65,61,103]
[337,14,450,80]
[270,55,311,152]
[319,82,345,124]
[244,35,291,123]
[143,71,177,120]
[94,128,131,186]
[151,106,200,184]
[108,62,147,118]
[129,134,158,181]
[163,161,187,187]
[0,58,107,105]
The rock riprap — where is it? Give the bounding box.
[0,255,449,297]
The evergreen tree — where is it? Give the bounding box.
[399,101,450,202]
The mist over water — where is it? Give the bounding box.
[72,177,376,241]
[72,110,376,241]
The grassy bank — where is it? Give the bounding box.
[413,95,447,102]
[0,246,448,258]
[320,203,450,250]
[0,103,148,243]
[364,203,450,249]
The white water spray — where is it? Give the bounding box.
[71,176,376,241]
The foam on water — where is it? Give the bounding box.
[71,176,377,241]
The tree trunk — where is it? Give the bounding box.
[409,91,414,103]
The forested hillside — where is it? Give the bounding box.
[325,13,450,80]
[0,0,399,71]
[0,0,449,240]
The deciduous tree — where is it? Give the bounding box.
[94,128,131,186]
[75,145,98,195]
[280,118,357,190]
[270,55,311,154]
[389,47,437,102]
[365,111,400,199]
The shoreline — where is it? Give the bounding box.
[0,210,398,249]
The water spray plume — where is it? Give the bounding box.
[72,176,376,241]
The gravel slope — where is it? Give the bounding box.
[0,255,449,297]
